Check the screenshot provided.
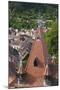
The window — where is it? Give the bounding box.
[34,57,40,67]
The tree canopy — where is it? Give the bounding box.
[9,1,58,59]
[9,1,58,29]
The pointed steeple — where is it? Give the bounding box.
[36,20,45,39]
[25,20,48,79]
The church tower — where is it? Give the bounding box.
[25,20,48,86]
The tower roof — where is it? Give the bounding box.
[37,20,45,28]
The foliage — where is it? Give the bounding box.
[45,20,58,58]
[9,1,58,29]
[9,1,58,59]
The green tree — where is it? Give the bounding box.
[45,20,58,58]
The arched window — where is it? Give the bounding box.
[34,57,40,67]
[34,57,44,68]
